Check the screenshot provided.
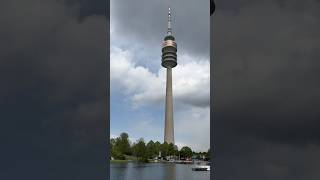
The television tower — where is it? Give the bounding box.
[162,7,177,144]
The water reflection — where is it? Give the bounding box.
[162,163,176,180]
[110,162,209,180]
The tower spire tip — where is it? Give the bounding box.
[167,6,172,35]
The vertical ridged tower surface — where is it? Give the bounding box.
[162,7,177,145]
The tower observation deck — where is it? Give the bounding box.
[162,7,177,69]
[162,7,177,145]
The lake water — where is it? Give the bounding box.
[110,162,210,180]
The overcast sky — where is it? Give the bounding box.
[213,0,320,179]
[110,0,210,152]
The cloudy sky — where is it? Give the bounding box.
[213,0,320,179]
[110,0,210,152]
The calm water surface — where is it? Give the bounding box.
[110,162,210,180]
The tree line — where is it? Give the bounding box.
[110,132,210,162]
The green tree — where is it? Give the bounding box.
[111,138,126,160]
[206,148,211,160]
[114,132,131,155]
[146,140,156,159]
[168,143,175,156]
[110,138,115,151]
[133,138,148,162]
[174,149,179,157]
[180,146,193,159]
[154,141,161,156]
[160,142,169,157]
[110,138,116,158]
[192,151,199,159]
[131,142,137,158]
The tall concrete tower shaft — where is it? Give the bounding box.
[162,7,177,144]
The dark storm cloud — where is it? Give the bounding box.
[212,0,320,179]
[111,0,209,60]
[0,0,107,179]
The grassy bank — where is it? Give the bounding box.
[110,159,131,163]
[110,155,137,163]
[110,155,162,163]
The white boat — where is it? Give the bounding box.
[191,161,210,171]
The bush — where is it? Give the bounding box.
[138,157,149,163]
[117,154,126,160]
[112,151,126,160]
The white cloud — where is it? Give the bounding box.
[175,141,189,150]
[175,106,210,152]
[110,47,209,108]
[110,134,118,139]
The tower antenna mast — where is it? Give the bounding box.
[167,7,172,35]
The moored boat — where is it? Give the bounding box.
[191,165,210,171]
[191,161,210,171]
